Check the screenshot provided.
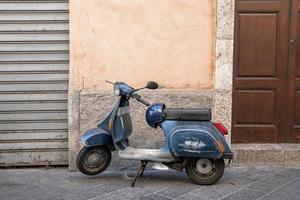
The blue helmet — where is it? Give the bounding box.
[145,103,166,128]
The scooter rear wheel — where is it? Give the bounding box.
[76,146,111,175]
[185,158,225,185]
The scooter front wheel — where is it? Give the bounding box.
[185,158,225,185]
[76,146,111,175]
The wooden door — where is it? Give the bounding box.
[232,0,290,143]
[286,0,300,142]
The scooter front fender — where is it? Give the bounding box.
[80,128,116,151]
[167,123,232,160]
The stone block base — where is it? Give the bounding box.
[232,144,300,166]
[78,90,213,171]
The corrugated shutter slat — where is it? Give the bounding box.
[0,0,69,166]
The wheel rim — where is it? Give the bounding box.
[83,148,107,172]
[196,159,213,174]
[192,158,218,179]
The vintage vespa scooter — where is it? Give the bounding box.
[76,81,233,186]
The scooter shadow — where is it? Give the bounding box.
[75,170,193,185]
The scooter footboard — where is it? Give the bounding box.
[80,128,116,151]
[168,125,227,159]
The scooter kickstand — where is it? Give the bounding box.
[130,161,147,187]
[140,161,148,177]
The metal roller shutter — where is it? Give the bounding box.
[0,0,69,166]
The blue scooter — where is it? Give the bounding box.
[76,81,233,187]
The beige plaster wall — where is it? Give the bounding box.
[68,0,217,170]
[70,0,216,91]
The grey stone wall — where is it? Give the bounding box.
[213,0,235,143]
[79,90,213,170]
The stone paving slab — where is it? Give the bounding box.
[0,166,299,200]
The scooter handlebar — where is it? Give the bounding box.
[131,93,150,106]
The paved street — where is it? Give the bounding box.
[0,166,299,200]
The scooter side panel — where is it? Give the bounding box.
[80,128,116,151]
[162,121,232,159]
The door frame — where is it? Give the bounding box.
[214,0,300,143]
[286,0,300,142]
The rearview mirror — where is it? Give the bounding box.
[146,81,158,90]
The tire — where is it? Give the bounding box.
[76,146,111,175]
[185,158,225,185]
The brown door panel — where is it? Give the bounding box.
[287,0,300,142]
[233,127,277,143]
[232,0,289,143]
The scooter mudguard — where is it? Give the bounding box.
[162,121,232,160]
[80,128,116,151]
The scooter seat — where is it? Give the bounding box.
[164,108,211,121]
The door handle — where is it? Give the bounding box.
[290,39,295,44]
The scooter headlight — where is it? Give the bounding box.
[113,83,120,96]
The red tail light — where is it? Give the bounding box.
[213,122,228,136]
